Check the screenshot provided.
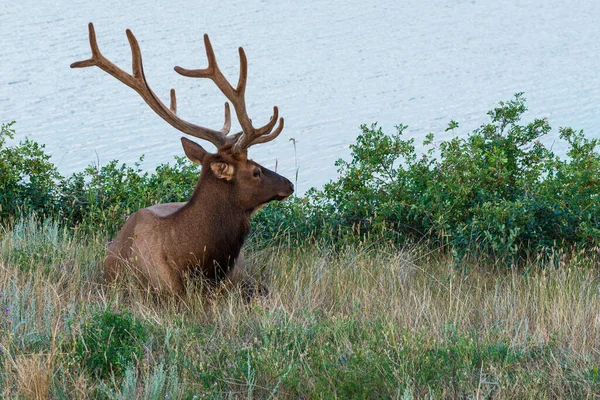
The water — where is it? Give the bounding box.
[1,0,599,192]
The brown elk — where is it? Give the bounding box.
[71,23,294,295]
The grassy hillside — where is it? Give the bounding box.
[0,216,599,398]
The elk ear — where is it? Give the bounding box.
[181,137,208,165]
[210,161,235,181]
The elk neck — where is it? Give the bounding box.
[174,170,251,279]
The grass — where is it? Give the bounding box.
[0,215,599,398]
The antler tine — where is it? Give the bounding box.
[126,29,144,79]
[174,34,284,155]
[231,107,284,152]
[71,23,228,148]
[236,47,248,95]
[169,89,177,113]
[250,118,285,146]
[256,106,279,135]
[174,35,239,100]
[71,23,138,90]
[70,24,98,68]
[221,102,231,135]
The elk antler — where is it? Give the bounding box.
[71,23,284,155]
[174,34,284,154]
[71,23,232,148]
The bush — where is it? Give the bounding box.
[55,156,201,234]
[0,121,60,219]
[72,309,147,378]
[306,93,600,262]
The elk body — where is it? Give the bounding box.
[72,23,293,295]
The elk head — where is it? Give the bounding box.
[181,139,293,214]
[71,23,294,212]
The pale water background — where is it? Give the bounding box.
[1,0,599,192]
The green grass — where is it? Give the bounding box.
[0,215,599,398]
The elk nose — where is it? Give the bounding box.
[285,178,294,194]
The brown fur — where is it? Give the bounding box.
[105,143,293,295]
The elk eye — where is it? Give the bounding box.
[253,168,261,177]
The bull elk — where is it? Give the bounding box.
[71,23,294,295]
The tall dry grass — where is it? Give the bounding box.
[0,216,599,398]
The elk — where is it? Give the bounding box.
[71,23,294,295]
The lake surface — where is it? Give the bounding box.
[1,0,599,192]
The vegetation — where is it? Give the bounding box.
[0,94,599,397]
[2,93,598,260]
[255,93,600,263]
[0,217,599,397]
[71,309,147,379]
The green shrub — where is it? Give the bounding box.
[1,121,202,235]
[0,121,60,219]
[55,156,201,235]
[73,309,147,378]
[307,93,600,262]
